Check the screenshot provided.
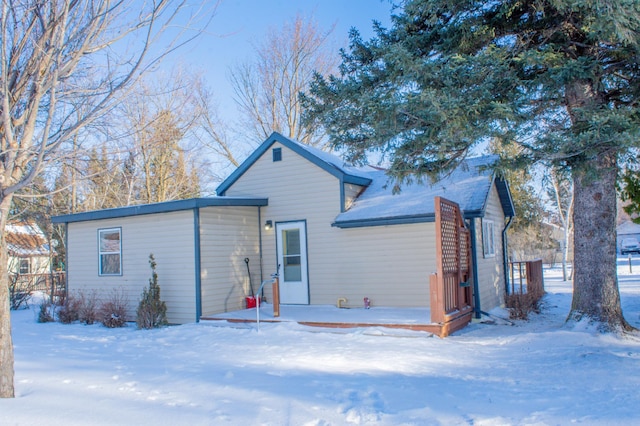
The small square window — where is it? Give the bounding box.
[273,147,282,162]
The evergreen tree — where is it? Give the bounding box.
[304,1,640,332]
[136,254,168,329]
[489,140,555,263]
[620,161,640,223]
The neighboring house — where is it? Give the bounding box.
[617,220,640,253]
[6,221,52,276]
[53,132,514,328]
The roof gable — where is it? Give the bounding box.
[216,132,372,195]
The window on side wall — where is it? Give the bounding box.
[99,228,122,276]
[19,259,30,274]
[482,219,495,258]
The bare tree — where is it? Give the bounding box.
[0,0,212,398]
[547,167,575,281]
[118,69,206,203]
[230,14,337,147]
[192,81,245,183]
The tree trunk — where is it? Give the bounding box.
[561,241,568,281]
[569,152,631,331]
[0,196,15,398]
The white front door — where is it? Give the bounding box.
[276,221,309,304]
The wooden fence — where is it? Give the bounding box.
[10,271,66,296]
[509,259,544,299]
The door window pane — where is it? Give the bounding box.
[282,229,302,281]
[284,229,300,255]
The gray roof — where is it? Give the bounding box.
[55,133,514,228]
[217,132,514,228]
[52,197,268,224]
[334,156,513,228]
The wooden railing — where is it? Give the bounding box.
[430,273,473,325]
[509,259,544,298]
[10,271,66,296]
[429,197,474,336]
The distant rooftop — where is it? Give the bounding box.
[7,221,51,256]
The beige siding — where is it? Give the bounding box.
[474,185,507,311]
[311,223,437,307]
[199,206,260,316]
[66,211,197,324]
[8,254,50,274]
[225,141,436,308]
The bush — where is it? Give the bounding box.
[99,289,129,328]
[57,293,81,324]
[136,254,168,329]
[9,273,32,310]
[37,301,55,323]
[505,292,541,320]
[78,290,99,325]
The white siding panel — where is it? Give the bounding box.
[344,183,365,210]
[474,184,507,311]
[67,211,196,324]
[226,142,437,308]
[199,206,260,316]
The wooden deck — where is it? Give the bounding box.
[201,304,471,337]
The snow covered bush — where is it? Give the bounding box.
[99,289,129,328]
[136,254,168,329]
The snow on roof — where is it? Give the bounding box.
[6,221,51,256]
[617,220,640,235]
[215,132,511,225]
[335,156,498,226]
[286,138,374,180]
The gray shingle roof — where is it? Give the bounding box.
[334,156,510,228]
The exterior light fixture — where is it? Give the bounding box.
[264,220,273,230]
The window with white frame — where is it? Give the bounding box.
[99,228,122,275]
[482,219,495,257]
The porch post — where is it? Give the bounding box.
[429,273,444,323]
[468,219,481,319]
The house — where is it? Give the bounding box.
[52,132,514,331]
[7,221,52,276]
[617,220,640,253]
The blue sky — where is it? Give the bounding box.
[167,0,395,118]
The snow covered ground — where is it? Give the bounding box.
[2,261,640,425]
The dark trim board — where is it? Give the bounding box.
[52,197,268,224]
[332,209,486,229]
